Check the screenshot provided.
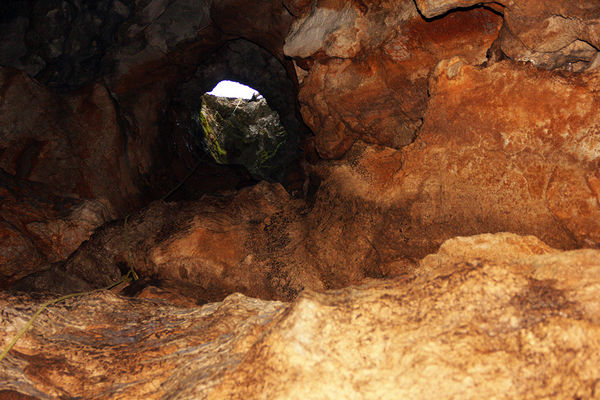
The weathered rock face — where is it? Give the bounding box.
[414,58,600,248]
[2,234,600,399]
[163,38,304,196]
[0,170,115,286]
[415,0,600,71]
[0,68,137,209]
[199,94,290,181]
[13,182,321,302]
[0,67,127,283]
[304,58,600,264]
[210,0,294,59]
[3,0,600,398]
[0,0,304,274]
[286,1,502,158]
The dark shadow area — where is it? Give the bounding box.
[156,39,307,201]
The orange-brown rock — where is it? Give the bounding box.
[305,58,600,267]
[2,233,599,399]
[3,2,600,397]
[418,58,600,249]
[415,0,600,71]
[288,1,501,158]
[0,290,288,399]
[20,182,324,302]
[29,53,600,297]
[0,168,116,286]
[0,67,138,212]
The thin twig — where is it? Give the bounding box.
[0,273,133,362]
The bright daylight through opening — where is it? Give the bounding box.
[207,80,260,99]
[199,80,286,182]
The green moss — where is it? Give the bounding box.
[257,136,286,167]
[198,109,227,163]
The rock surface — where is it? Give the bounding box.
[0,1,305,278]
[0,67,137,212]
[2,233,600,399]
[414,0,600,71]
[2,1,600,398]
[0,169,115,286]
[14,182,323,303]
[199,94,289,181]
[287,0,502,158]
[0,169,116,287]
[303,58,600,267]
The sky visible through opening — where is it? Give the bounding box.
[207,80,259,99]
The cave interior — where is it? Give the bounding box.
[1,0,600,398]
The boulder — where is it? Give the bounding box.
[198,94,290,181]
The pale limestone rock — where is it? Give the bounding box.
[284,5,358,58]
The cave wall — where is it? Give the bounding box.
[2,0,600,398]
[0,0,304,283]
[283,0,600,258]
[1,0,599,288]
[1,0,600,288]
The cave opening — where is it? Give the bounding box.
[156,39,306,202]
[198,80,290,183]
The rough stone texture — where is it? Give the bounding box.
[98,0,222,203]
[199,94,289,181]
[2,2,600,397]
[2,233,600,399]
[14,182,323,303]
[415,0,600,71]
[13,176,409,301]
[99,1,302,207]
[0,67,138,212]
[0,290,287,399]
[288,1,502,158]
[0,169,115,286]
[0,66,131,282]
[103,0,217,95]
[418,58,600,249]
[15,55,600,299]
[0,2,305,278]
[303,58,600,268]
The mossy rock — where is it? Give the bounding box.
[196,94,289,181]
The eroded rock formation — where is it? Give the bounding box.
[286,1,502,158]
[2,234,600,399]
[198,94,290,181]
[1,0,600,398]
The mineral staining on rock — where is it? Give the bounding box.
[289,1,502,158]
[2,234,600,399]
[2,0,600,398]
